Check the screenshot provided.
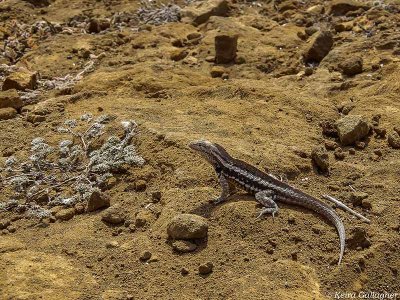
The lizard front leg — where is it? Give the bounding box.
[213,173,235,204]
[255,190,279,218]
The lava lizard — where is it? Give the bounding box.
[189,139,346,265]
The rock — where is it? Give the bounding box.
[151,191,161,203]
[388,131,400,149]
[338,101,355,115]
[328,0,369,16]
[205,56,215,62]
[187,32,202,40]
[0,220,10,230]
[373,127,386,138]
[55,208,76,221]
[339,57,363,76]
[347,227,371,249]
[320,120,338,137]
[0,89,23,109]
[350,191,368,206]
[135,210,153,227]
[0,108,17,120]
[361,199,372,210]
[2,69,38,91]
[134,180,147,192]
[334,21,354,32]
[74,203,85,214]
[311,146,330,173]
[303,31,333,63]
[334,147,346,160]
[172,240,197,253]
[324,140,338,150]
[305,27,318,36]
[170,49,188,61]
[348,148,356,154]
[26,114,45,123]
[355,141,366,149]
[336,115,370,146]
[101,207,125,225]
[139,250,152,261]
[304,67,313,76]
[87,18,110,33]
[198,262,213,275]
[181,0,229,26]
[167,214,208,240]
[86,190,110,212]
[215,34,238,64]
[105,241,119,248]
[181,267,189,275]
[210,66,226,78]
[306,4,324,14]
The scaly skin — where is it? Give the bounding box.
[189,139,345,265]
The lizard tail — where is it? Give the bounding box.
[279,194,346,265]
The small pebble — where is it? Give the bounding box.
[181,267,189,275]
[140,251,152,261]
[198,262,213,275]
[334,147,346,160]
[348,148,356,155]
[106,241,119,248]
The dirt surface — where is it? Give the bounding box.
[1,0,400,299]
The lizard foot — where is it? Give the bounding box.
[256,207,279,219]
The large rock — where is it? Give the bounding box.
[328,0,370,16]
[303,31,334,63]
[167,214,208,240]
[2,69,38,91]
[181,0,229,26]
[215,34,238,64]
[0,89,23,109]
[336,115,370,145]
[0,108,17,120]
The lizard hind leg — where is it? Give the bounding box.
[255,190,279,219]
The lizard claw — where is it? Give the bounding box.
[256,207,278,220]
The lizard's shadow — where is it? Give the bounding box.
[189,193,256,218]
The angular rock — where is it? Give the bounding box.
[303,31,334,63]
[336,115,370,146]
[170,49,188,61]
[172,240,197,253]
[101,206,125,225]
[388,131,400,149]
[181,0,229,26]
[55,208,76,221]
[2,69,38,91]
[350,191,368,206]
[86,190,110,212]
[339,57,363,76]
[215,34,238,64]
[167,214,208,240]
[311,146,329,173]
[0,89,23,109]
[0,108,17,121]
[328,0,369,16]
[87,18,111,33]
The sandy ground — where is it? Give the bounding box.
[0,0,400,299]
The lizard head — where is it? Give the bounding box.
[189,139,221,167]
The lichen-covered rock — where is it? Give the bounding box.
[303,31,333,63]
[181,0,229,26]
[0,89,23,109]
[167,214,208,240]
[336,115,370,145]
